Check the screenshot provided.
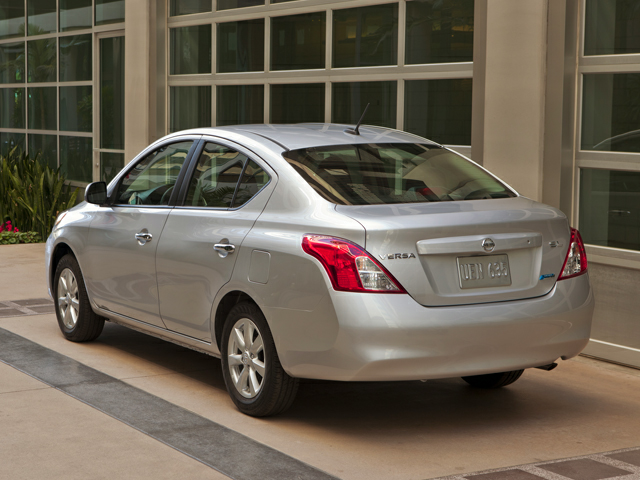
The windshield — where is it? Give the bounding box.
[283,143,516,206]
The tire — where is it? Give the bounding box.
[220,302,299,417]
[53,254,105,342]
[462,369,524,389]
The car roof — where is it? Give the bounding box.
[173,123,440,151]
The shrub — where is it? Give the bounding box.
[0,147,79,240]
[0,231,41,245]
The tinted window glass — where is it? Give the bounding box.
[115,141,193,205]
[585,0,640,56]
[217,84,263,126]
[60,135,92,182]
[0,131,25,156]
[234,160,270,207]
[332,81,396,128]
[271,12,325,71]
[28,133,57,170]
[60,85,92,132]
[185,143,246,207]
[60,34,91,81]
[283,144,515,206]
[170,0,211,16]
[0,42,25,83]
[28,86,56,130]
[0,3,25,40]
[270,83,324,123]
[580,168,640,252]
[405,78,473,145]
[170,85,211,132]
[217,19,264,73]
[333,4,398,68]
[27,0,56,35]
[170,25,212,75]
[100,36,124,149]
[95,0,124,25]
[27,38,56,82]
[406,0,474,64]
[0,88,25,128]
[60,0,92,31]
[582,73,640,153]
[101,151,124,184]
[217,0,264,11]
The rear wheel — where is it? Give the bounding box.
[221,302,298,417]
[462,369,524,389]
[53,254,104,342]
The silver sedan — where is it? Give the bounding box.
[45,124,594,416]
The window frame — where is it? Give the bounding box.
[575,0,640,267]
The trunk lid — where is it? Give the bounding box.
[336,197,570,306]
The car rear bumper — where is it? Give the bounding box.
[271,274,594,381]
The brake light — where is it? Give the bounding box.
[558,228,588,280]
[302,235,406,293]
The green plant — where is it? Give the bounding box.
[0,231,41,245]
[0,147,79,240]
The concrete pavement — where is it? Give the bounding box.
[2,244,640,480]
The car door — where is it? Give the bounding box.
[84,138,199,328]
[155,140,275,341]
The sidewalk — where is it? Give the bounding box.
[2,244,640,480]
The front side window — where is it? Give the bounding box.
[284,143,515,206]
[115,141,193,205]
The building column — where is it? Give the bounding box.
[124,0,165,163]
[472,0,550,203]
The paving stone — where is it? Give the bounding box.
[12,298,53,306]
[28,305,55,314]
[538,458,631,480]
[0,309,24,317]
[466,470,545,480]
[608,450,640,468]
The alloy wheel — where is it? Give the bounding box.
[57,268,80,329]
[227,318,266,398]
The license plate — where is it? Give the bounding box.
[457,254,512,289]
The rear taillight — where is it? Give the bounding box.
[302,235,406,294]
[558,228,588,281]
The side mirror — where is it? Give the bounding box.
[85,181,109,206]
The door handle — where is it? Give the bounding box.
[214,243,236,258]
[135,231,153,246]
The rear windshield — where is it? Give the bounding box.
[283,143,516,206]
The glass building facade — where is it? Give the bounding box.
[0,0,125,184]
[167,0,474,147]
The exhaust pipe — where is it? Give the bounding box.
[535,363,558,371]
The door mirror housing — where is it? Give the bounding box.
[85,181,109,206]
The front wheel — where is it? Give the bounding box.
[221,302,298,417]
[53,254,104,342]
[462,369,524,389]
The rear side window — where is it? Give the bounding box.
[184,143,271,208]
[234,160,270,208]
[185,143,247,207]
[283,143,516,206]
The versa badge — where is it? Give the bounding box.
[379,253,416,260]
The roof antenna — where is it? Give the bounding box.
[345,103,370,136]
